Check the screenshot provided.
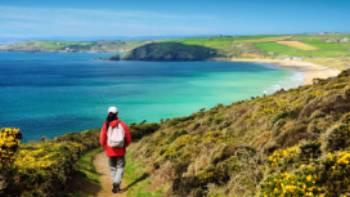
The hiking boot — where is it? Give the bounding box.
[112,183,120,193]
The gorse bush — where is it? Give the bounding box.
[261,149,350,196]
[0,128,22,196]
[325,123,350,151]
[0,121,160,196]
[0,128,22,165]
[0,128,100,197]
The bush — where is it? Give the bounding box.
[1,128,100,196]
[0,128,22,165]
[300,141,321,162]
[261,150,350,196]
[0,128,22,196]
[325,124,350,151]
[129,122,160,140]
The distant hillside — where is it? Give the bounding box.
[174,34,350,70]
[108,34,350,70]
[129,69,350,196]
[117,42,219,61]
[2,34,350,70]
[0,40,144,53]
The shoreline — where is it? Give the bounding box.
[227,58,341,85]
[0,49,342,86]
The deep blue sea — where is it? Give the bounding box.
[0,52,303,141]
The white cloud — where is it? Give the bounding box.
[0,6,218,37]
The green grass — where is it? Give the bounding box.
[124,149,165,197]
[177,37,235,50]
[67,148,103,197]
[255,42,306,57]
[71,146,165,197]
[75,148,102,183]
[173,34,350,59]
[28,41,95,50]
[254,38,350,58]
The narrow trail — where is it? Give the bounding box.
[93,152,127,197]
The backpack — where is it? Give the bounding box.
[107,123,125,148]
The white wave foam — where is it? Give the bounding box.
[263,71,304,95]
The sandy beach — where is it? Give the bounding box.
[229,58,341,85]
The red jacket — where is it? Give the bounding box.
[99,119,132,157]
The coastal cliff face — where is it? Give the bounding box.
[118,42,218,61]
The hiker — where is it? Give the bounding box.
[99,106,132,193]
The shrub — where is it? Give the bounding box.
[129,122,160,140]
[325,124,350,151]
[0,128,22,165]
[261,150,350,196]
[260,169,325,197]
[1,128,100,196]
[300,141,322,162]
[0,128,22,195]
[267,146,300,169]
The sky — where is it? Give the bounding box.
[0,0,350,38]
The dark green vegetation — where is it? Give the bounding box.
[119,42,218,61]
[128,69,350,196]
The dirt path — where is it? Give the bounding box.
[93,152,127,197]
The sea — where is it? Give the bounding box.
[0,51,303,141]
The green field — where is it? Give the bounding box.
[174,34,350,57]
[171,34,350,69]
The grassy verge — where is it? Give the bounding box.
[69,145,165,197]
[124,148,165,197]
[67,148,102,197]
[75,148,102,183]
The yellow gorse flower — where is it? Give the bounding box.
[267,146,299,167]
[0,128,22,165]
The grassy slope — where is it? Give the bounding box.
[0,129,101,196]
[70,146,165,197]
[1,63,349,197]
[124,148,166,197]
[75,148,102,184]
[68,148,102,197]
[128,69,350,196]
[0,122,160,196]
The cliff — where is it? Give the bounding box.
[118,42,218,61]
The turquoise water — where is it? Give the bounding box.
[0,52,303,141]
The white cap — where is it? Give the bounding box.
[108,106,118,114]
